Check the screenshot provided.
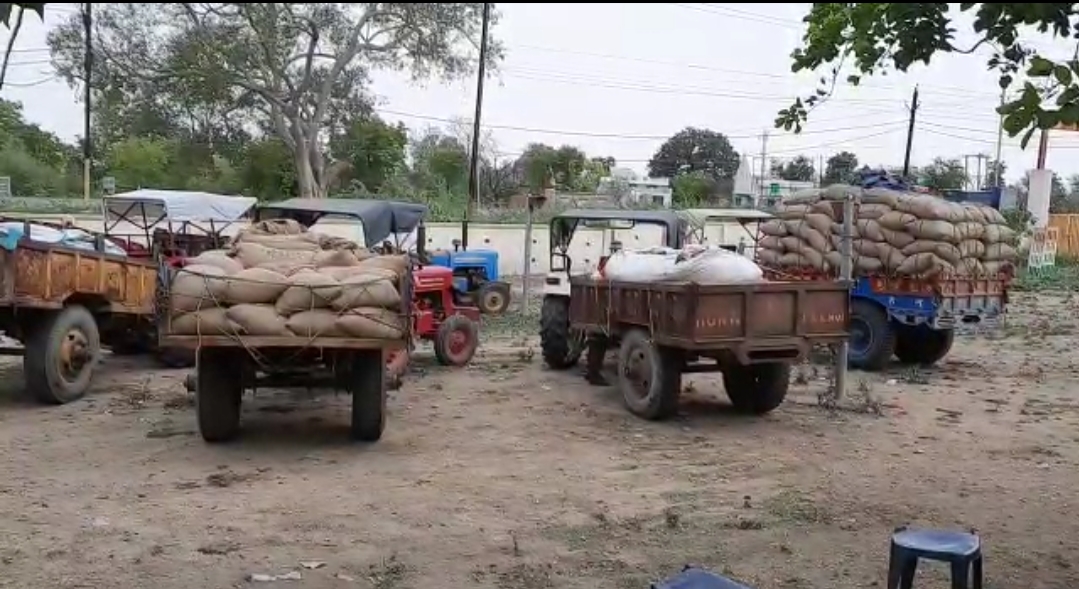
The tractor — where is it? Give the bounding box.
[428,240,511,315]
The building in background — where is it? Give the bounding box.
[596,167,673,208]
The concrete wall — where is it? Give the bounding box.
[16,214,753,277]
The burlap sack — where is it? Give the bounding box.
[862,187,903,208]
[960,204,988,224]
[954,258,983,276]
[286,309,342,338]
[981,207,1006,225]
[856,203,892,220]
[776,204,813,220]
[235,232,321,251]
[895,195,967,222]
[316,234,366,252]
[313,249,363,268]
[906,219,963,243]
[983,260,1012,275]
[854,219,886,242]
[333,273,401,310]
[756,249,782,266]
[321,265,398,282]
[233,242,317,269]
[759,236,784,251]
[897,253,953,277]
[759,220,788,237]
[822,184,860,202]
[825,251,884,273]
[984,242,1017,261]
[171,264,229,313]
[276,270,343,314]
[982,224,1016,245]
[254,260,316,276]
[809,200,838,219]
[900,240,961,266]
[778,252,826,270]
[783,188,823,204]
[957,239,986,259]
[879,227,915,249]
[336,307,406,339]
[956,222,985,241]
[245,218,306,236]
[224,267,289,305]
[187,250,245,274]
[878,211,918,232]
[783,221,831,252]
[225,304,291,336]
[170,307,237,335]
[356,255,410,279]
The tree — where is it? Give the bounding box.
[330,116,408,194]
[515,143,591,191]
[411,128,470,194]
[48,3,501,198]
[771,155,815,182]
[648,128,740,181]
[672,171,718,207]
[776,4,1079,149]
[919,157,968,191]
[823,151,858,185]
[984,159,1007,188]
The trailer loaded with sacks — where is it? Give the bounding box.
[754,173,1016,370]
[160,199,429,443]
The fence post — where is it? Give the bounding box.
[833,193,855,401]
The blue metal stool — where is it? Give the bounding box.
[652,566,755,589]
[887,526,983,589]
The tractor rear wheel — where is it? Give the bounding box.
[477,281,512,315]
[722,362,791,415]
[540,296,582,370]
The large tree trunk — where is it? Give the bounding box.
[290,121,327,198]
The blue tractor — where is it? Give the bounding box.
[428,240,512,315]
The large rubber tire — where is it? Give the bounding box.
[349,351,386,442]
[722,362,792,415]
[433,314,479,367]
[195,348,243,443]
[477,281,511,315]
[848,299,895,372]
[540,296,582,370]
[894,326,954,366]
[24,305,101,405]
[617,329,682,421]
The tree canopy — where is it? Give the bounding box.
[822,151,858,185]
[776,4,1079,148]
[771,155,816,182]
[48,3,502,198]
[918,157,969,191]
[647,127,740,181]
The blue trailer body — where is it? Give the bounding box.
[851,275,1006,329]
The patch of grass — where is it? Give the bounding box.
[763,489,832,525]
[367,554,409,589]
[1013,256,1079,292]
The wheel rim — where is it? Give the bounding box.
[482,290,504,312]
[445,328,473,364]
[58,328,91,383]
[849,317,872,358]
[622,346,653,401]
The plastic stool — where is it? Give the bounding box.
[652,566,755,589]
[887,527,983,589]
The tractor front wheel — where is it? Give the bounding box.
[477,281,512,315]
[433,315,479,366]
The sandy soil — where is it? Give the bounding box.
[2,291,1079,589]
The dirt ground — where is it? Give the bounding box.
[2,291,1079,589]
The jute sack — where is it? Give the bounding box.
[171,264,230,313]
[333,273,401,310]
[984,243,1017,261]
[856,203,892,220]
[759,236,784,251]
[246,218,306,236]
[877,211,918,232]
[286,309,342,338]
[321,265,398,282]
[356,255,410,279]
[233,242,317,269]
[822,184,861,202]
[756,249,782,266]
[170,307,237,335]
[316,234,365,252]
[982,224,1017,244]
[225,304,291,336]
[313,249,363,268]
[960,204,988,224]
[187,250,245,274]
[906,219,963,243]
[957,222,986,241]
[955,258,984,276]
[235,232,321,251]
[782,188,823,205]
[895,195,968,222]
[879,226,916,248]
[983,260,1012,275]
[254,260,316,276]
[223,267,289,305]
[957,240,986,259]
[862,187,903,208]
[900,241,962,266]
[783,221,831,252]
[825,251,884,273]
[778,252,826,270]
[775,204,813,220]
[759,220,788,237]
[782,212,832,236]
[897,253,954,277]
[276,270,343,315]
[336,307,406,339]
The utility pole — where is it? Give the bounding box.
[82,2,93,201]
[462,2,491,250]
[993,88,1005,187]
[902,86,919,177]
[757,130,768,207]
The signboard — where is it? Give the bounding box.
[769,182,780,196]
[102,176,116,195]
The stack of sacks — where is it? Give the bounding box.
[167,220,409,340]
[756,185,1020,278]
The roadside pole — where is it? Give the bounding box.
[833,193,855,400]
[522,197,536,313]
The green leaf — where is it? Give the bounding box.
[1054,65,1073,86]
[1020,126,1038,149]
[998,74,1013,89]
[846,74,861,85]
[1028,56,1055,76]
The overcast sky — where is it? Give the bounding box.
[4,3,1079,186]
